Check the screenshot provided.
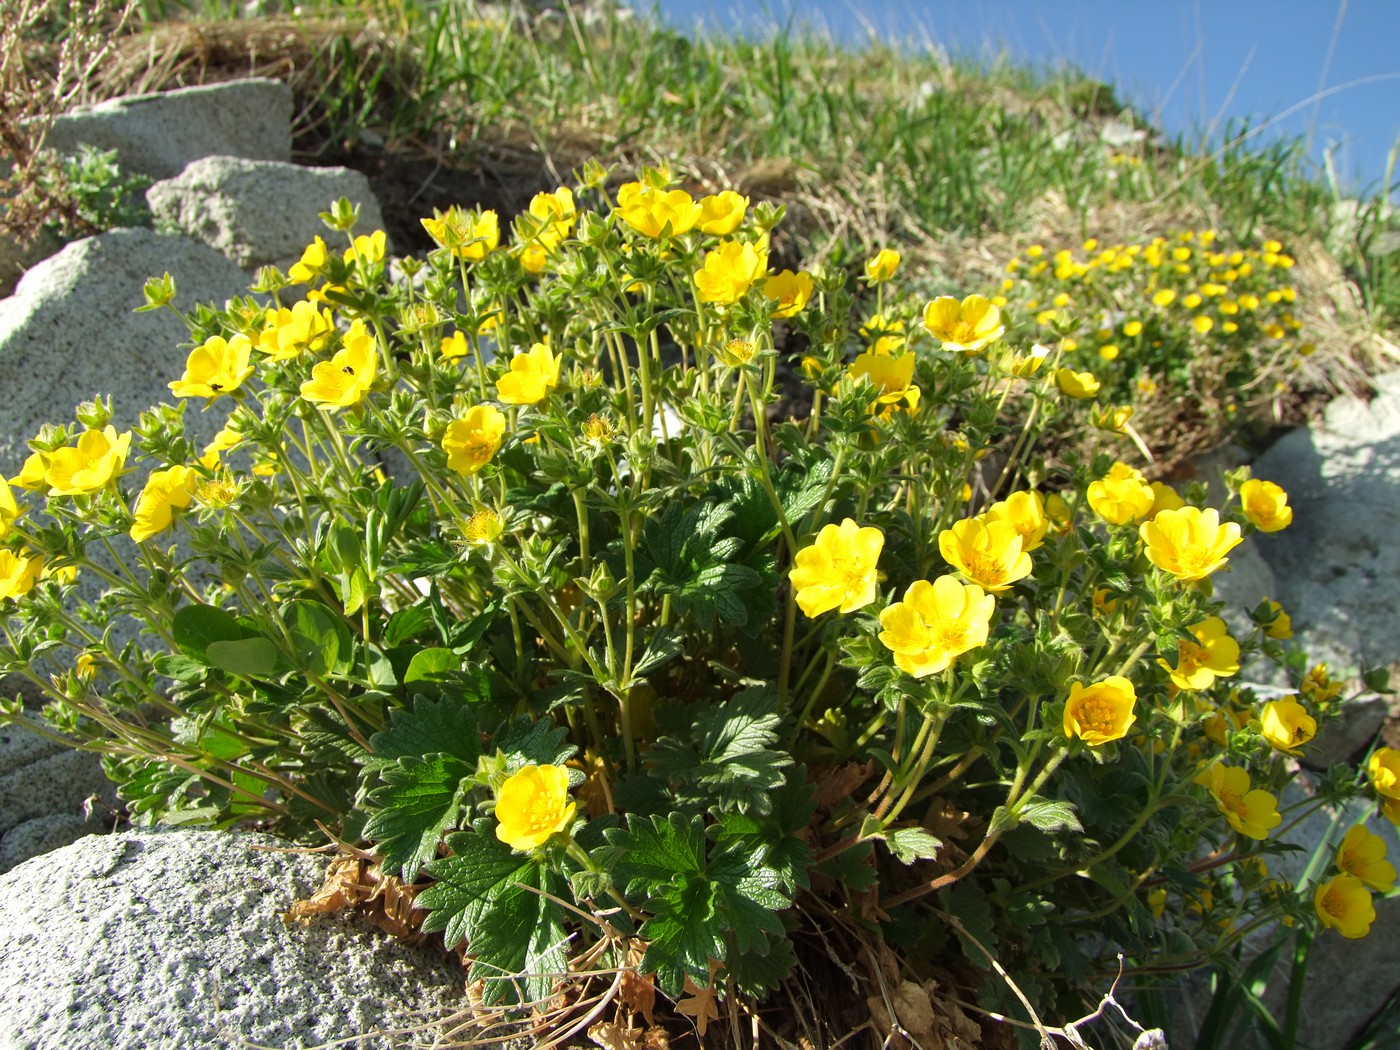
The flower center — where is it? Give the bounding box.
[1079,697,1116,733]
[965,551,1007,585]
[1176,639,1205,674]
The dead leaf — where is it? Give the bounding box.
[812,761,875,809]
[619,968,656,1025]
[589,1020,647,1050]
[675,976,721,1039]
[285,854,366,922]
[892,981,935,1041]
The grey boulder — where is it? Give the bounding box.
[1249,369,1400,676]
[147,156,388,272]
[0,725,115,875]
[0,829,465,1048]
[41,79,292,181]
[0,226,252,470]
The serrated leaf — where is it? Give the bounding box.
[419,827,569,1005]
[493,716,576,770]
[945,880,999,969]
[883,826,943,864]
[569,869,614,900]
[607,813,790,997]
[152,653,208,681]
[405,647,458,684]
[632,628,683,679]
[385,603,436,648]
[363,754,471,882]
[1017,796,1083,834]
[366,694,481,770]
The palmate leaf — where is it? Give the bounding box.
[606,813,791,996]
[364,693,482,772]
[646,686,791,816]
[362,754,472,883]
[419,826,570,1006]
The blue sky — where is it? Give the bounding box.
[653,0,1400,198]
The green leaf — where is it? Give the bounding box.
[405,647,458,684]
[607,813,790,996]
[1017,796,1083,834]
[366,694,482,770]
[945,880,999,969]
[152,653,209,681]
[419,827,570,1006]
[363,754,471,883]
[882,826,944,865]
[172,604,242,660]
[632,628,683,680]
[493,716,575,770]
[281,599,354,676]
[385,604,435,648]
[204,637,280,679]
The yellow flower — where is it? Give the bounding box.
[258,301,335,361]
[10,451,49,491]
[494,764,577,852]
[614,183,701,238]
[129,465,199,543]
[169,334,255,399]
[982,490,1048,552]
[1149,482,1185,517]
[696,190,748,235]
[1139,507,1242,581]
[1088,463,1155,525]
[1063,676,1137,745]
[859,314,906,355]
[495,341,560,406]
[0,480,18,540]
[44,426,131,496]
[1192,315,1214,334]
[528,186,577,242]
[695,240,768,305]
[1152,289,1177,307]
[300,320,378,408]
[878,575,995,678]
[1007,343,1052,377]
[1124,320,1144,337]
[1239,478,1292,532]
[1092,404,1133,432]
[846,350,920,415]
[789,519,884,618]
[1196,764,1281,840]
[462,508,503,546]
[1160,617,1240,691]
[422,207,499,261]
[1314,874,1376,938]
[342,229,386,266]
[865,249,901,283]
[762,269,814,318]
[287,235,328,284]
[1337,824,1397,892]
[441,331,470,360]
[0,549,43,601]
[1258,697,1316,753]
[1262,600,1292,639]
[1368,747,1400,803]
[922,294,1005,353]
[938,518,1032,595]
[441,405,506,476]
[1054,368,1101,399]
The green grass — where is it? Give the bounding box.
[23,0,1400,397]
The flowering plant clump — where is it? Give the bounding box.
[0,169,1390,1043]
[995,231,1315,463]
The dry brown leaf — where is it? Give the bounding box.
[588,1019,647,1050]
[618,968,656,1025]
[675,977,721,1039]
[284,854,366,922]
[812,761,875,809]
